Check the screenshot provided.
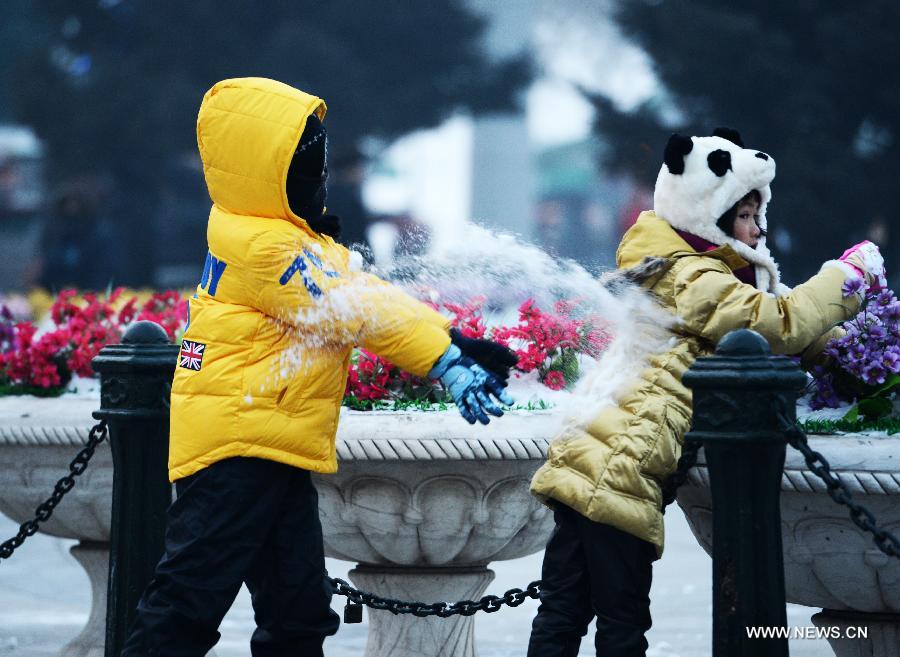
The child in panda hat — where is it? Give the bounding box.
[527,129,887,657]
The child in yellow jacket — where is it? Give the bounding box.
[121,77,514,657]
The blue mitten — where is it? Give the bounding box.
[429,344,516,424]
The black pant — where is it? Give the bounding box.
[120,457,340,657]
[527,503,656,657]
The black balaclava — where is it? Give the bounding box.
[287,114,329,219]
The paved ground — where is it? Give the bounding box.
[0,509,832,657]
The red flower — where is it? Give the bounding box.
[543,370,566,390]
[1,288,189,391]
[442,297,487,339]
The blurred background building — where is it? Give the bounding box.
[0,0,897,292]
[0,126,45,290]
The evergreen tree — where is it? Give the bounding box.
[591,2,899,283]
[2,1,529,285]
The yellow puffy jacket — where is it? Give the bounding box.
[169,78,450,482]
[530,211,859,556]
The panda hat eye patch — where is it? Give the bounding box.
[707,149,732,176]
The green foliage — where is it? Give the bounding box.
[0,383,66,398]
[592,2,900,283]
[841,375,900,421]
[800,416,900,436]
[547,349,580,388]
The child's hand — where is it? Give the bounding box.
[429,344,515,424]
[838,241,887,291]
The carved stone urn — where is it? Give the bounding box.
[0,396,112,657]
[313,410,557,657]
[0,396,558,657]
[677,432,900,657]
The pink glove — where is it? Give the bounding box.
[839,241,887,291]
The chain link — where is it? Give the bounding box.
[330,577,541,620]
[0,420,108,562]
[777,409,900,560]
[329,433,701,621]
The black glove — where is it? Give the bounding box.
[449,328,518,383]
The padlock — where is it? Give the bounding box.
[344,600,363,624]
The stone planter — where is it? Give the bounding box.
[677,432,900,657]
[0,397,112,657]
[0,396,558,657]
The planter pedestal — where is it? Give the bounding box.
[349,566,494,657]
[811,610,900,657]
[60,542,109,657]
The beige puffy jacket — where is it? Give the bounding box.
[530,211,858,556]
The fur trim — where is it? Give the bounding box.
[654,134,785,294]
[600,256,673,296]
[774,282,793,296]
[821,260,861,281]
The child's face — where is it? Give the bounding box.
[733,200,761,248]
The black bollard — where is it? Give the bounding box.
[92,321,180,657]
[682,329,806,657]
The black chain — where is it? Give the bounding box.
[0,420,108,562]
[661,437,701,512]
[329,433,702,623]
[330,577,541,622]
[777,410,900,560]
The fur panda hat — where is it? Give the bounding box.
[654,128,788,295]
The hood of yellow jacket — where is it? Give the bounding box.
[196,77,326,232]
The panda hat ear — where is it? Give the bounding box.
[663,133,693,174]
[712,127,744,148]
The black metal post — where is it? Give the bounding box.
[682,329,806,657]
[92,321,179,657]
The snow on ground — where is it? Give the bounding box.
[0,510,832,657]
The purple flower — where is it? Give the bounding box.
[874,289,896,308]
[845,359,865,377]
[810,373,841,409]
[811,284,898,408]
[842,276,864,297]
[885,346,900,374]
[868,323,888,341]
[862,362,888,386]
[848,342,867,362]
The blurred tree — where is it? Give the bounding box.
[0,1,47,121]
[2,0,529,286]
[590,1,900,284]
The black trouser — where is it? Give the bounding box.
[527,502,656,657]
[120,457,340,657]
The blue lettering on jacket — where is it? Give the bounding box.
[302,249,340,278]
[280,251,341,297]
[280,255,322,297]
[199,251,227,296]
[184,293,198,331]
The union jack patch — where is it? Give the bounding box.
[179,340,206,371]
